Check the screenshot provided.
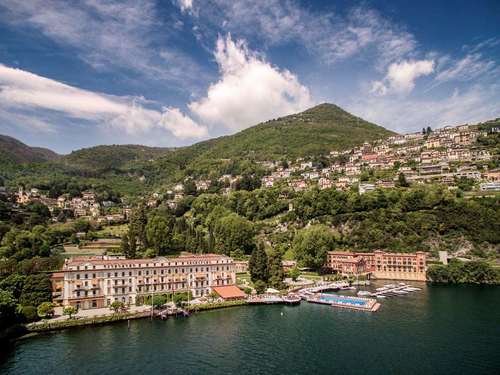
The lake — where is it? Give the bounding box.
[1,283,499,375]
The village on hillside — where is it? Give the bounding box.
[9,121,499,218]
[153,121,500,208]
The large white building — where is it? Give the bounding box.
[59,254,236,310]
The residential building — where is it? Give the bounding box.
[359,183,375,194]
[480,182,500,191]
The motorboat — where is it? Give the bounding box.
[357,291,372,297]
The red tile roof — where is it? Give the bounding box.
[212,285,246,300]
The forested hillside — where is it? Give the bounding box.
[0,135,59,165]
[0,103,395,197]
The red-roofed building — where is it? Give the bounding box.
[212,285,247,300]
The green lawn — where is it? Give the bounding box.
[96,224,129,238]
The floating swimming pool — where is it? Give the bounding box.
[318,295,367,306]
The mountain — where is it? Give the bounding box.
[60,144,173,173]
[1,103,396,193]
[194,103,396,160]
[0,135,60,164]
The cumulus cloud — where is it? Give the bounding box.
[160,107,207,138]
[188,34,313,131]
[0,64,208,139]
[371,59,434,95]
[177,0,193,13]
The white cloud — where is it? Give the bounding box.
[0,0,203,85]
[160,107,207,138]
[349,84,500,133]
[186,1,417,66]
[0,64,208,138]
[177,0,193,13]
[188,34,313,131]
[435,53,495,83]
[371,59,434,95]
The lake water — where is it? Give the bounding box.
[1,283,499,375]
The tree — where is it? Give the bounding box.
[128,231,137,259]
[0,290,17,329]
[292,225,336,269]
[183,179,198,196]
[110,301,125,313]
[268,251,285,289]
[129,204,148,249]
[19,274,52,307]
[120,233,130,257]
[289,267,301,282]
[254,280,267,294]
[426,126,432,134]
[249,242,269,283]
[213,213,255,255]
[146,214,174,255]
[37,302,55,319]
[63,306,78,319]
[397,172,410,187]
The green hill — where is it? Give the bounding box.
[0,134,60,164]
[198,103,395,160]
[60,144,172,173]
[1,103,396,194]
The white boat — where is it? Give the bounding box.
[394,290,408,295]
[384,284,397,288]
[357,291,372,297]
[376,287,388,292]
[404,287,421,292]
[376,295,386,299]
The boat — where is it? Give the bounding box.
[384,284,397,288]
[404,287,421,292]
[394,290,408,295]
[376,295,386,299]
[376,287,388,292]
[357,291,372,297]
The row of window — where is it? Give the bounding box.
[73,266,231,279]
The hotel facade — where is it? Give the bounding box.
[59,253,236,310]
[326,250,427,281]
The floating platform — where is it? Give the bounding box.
[307,293,380,312]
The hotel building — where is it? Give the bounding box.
[326,250,427,281]
[59,253,236,310]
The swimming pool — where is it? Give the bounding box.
[318,295,367,306]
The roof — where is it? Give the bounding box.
[212,285,246,299]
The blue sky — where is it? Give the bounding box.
[0,0,499,153]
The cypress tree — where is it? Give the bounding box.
[268,251,285,290]
[249,242,269,283]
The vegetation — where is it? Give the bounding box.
[1,103,394,199]
[292,225,337,269]
[37,302,55,319]
[427,260,499,284]
[63,306,78,319]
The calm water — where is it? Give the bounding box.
[1,283,499,375]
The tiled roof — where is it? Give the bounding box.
[212,285,246,299]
